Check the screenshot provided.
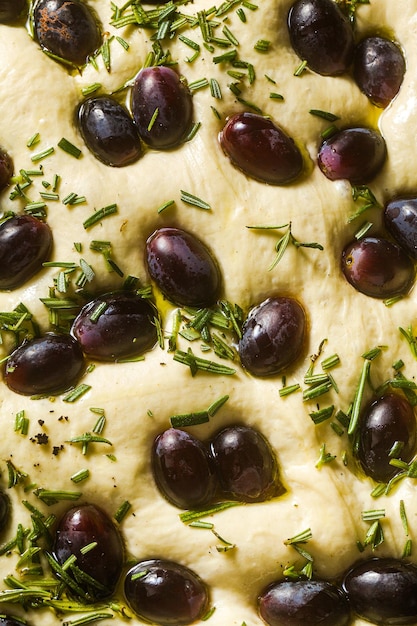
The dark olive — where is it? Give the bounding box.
[219,112,303,185]
[259,578,350,626]
[358,393,416,482]
[145,227,221,308]
[71,291,158,361]
[0,493,10,533]
[384,197,417,259]
[238,297,306,377]
[287,0,354,76]
[4,333,85,396]
[343,558,417,624]
[34,0,102,66]
[210,425,280,502]
[152,428,216,509]
[318,127,386,184]
[124,559,209,625]
[0,0,26,22]
[341,236,415,299]
[0,214,52,290]
[78,96,142,167]
[131,66,193,149]
[53,504,124,600]
[353,36,405,108]
[0,146,13,191]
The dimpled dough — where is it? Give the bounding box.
[0,1,416,625]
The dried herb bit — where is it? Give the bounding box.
[246,222,323,270]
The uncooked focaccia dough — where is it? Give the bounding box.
[0,1,417,624]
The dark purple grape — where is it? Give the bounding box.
[353,36,405,108]
[0,214,52,290]
[384,197,417,260]
[0,0,26,22]
[124,559,208,625]
[0,618,28,626]
[131,66,193,150]
[152,428,216,509]
[287,0,354,76]
[146,227,221,308]
[34,0,102,66]
[343,558,417,624]
[0,146,13,191]
[219,112,303,185]
[0,492,10,532]
[259,579,350,626]
[238,297,306,377]
[210,425,280,502]
[318,127,386,184]
[341,236,414,299]
[71,291,157,361]
[53,504,124,600]
[4,333,85,396]
[358,393,416,482]
[78,96,142,167]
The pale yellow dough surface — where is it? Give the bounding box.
[0,1,417,624]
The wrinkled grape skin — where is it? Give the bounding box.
[153,428,216,509]
[5,334,85,396]
[210,425,280,502]
[146,227,221,308]
[343,558,417,624]
[0,146,13,191]
[53,504,124,600]
[34,0,102,66]
[259,579,350,626]
[318,128,386,184]
[124,559,208,625]
[239,297,306,377]
[219,112,303,185]
[132,66,193,149]
[384,197,417,259]
[0,0,26,22]
[71,291,157,361]
[78,97,142,167]
[341,236,414,299]
[358,393,416,482]
[287,0,354,76]
[354,36,405,108]
[0,214,52,290]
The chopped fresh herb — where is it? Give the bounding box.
[309,109,340,122]
[58,138,82,159]
[70,469,90,484]
[180,190,211,210]
[114,500,132,523]
[63,384,91,403]
[174,348,236,376]
[31,147,55,162]
[180,501,242,524]
[316,444,336,468]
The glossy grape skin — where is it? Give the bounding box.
[318,128,386,184]
[358,393,416,482]
[287,0,354,76]
[219,112,303,185]
[0,214,52,290]
[0,493,10,532]
[341,236,414,299]
[78,97,142,167]
[210,425,280,502]
[0,146,13,191]
[131,66,193,150]
[152,428,216,509]
[34,0,102,66]
[53,504,124,600]
[353,36,405,108]
[238,297,306,377]
[0,0,26,22]
[71,291,157,361]
[343,558,417,624]
[146,227,221,308]
[5,333,85,396]
[124,559,209,625]
[259,579,350,626]
[384,197,417,259]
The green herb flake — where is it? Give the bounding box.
[58,138,82,159]
[63,384,91,403]
[83,204,118,229]
[31,147,55,163]
[114,500,132,523]
[309,109,340,122]
[70,469,90,484]
[180,190,211,210]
